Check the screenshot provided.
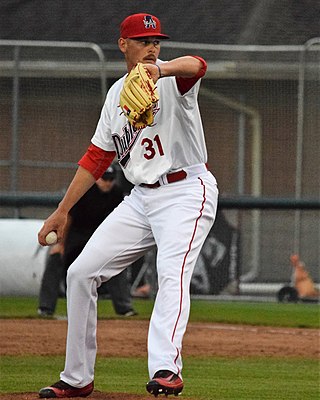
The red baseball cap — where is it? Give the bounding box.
[120,13,170,39]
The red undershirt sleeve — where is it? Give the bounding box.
[78,143,116,180]
[175,56,207,95]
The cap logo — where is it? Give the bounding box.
[143,15,156,29]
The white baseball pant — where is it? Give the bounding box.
[60,164,218,387]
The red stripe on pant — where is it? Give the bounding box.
[171,177,207,374]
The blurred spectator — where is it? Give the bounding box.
[38,166,137,317]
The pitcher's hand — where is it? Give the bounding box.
[38,209,68,246]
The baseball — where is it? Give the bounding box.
[45,231,58,245]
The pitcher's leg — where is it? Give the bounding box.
[147,175,218,379]
[60,262,99,387]
[60,196,154,387]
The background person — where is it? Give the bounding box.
[38,166,137,317]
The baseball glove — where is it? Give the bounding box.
[120,63,159,129]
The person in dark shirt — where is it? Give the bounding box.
[38,166,137,317]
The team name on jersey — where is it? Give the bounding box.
[112,104,159,167]
[112,124,142,167]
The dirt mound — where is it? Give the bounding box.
[1,319,318,358]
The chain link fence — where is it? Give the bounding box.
[0,40,319,297]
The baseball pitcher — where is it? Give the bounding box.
[38,12,218,398]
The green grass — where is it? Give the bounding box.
[189,300,320,328]
[0,355,319,399]
[0,296,319,328]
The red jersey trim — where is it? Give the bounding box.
[176,56,207,95]
[78,143,116,180]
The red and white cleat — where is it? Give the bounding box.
[39,380,94,398]
[146,370,184,397]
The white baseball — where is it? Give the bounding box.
[45,231,58,245]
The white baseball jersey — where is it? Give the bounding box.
[91,61,208,185]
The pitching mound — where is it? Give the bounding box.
[1,319,318,358]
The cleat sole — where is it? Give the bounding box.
[146,381,183,397]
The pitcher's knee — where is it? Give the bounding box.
[67,260,91,286]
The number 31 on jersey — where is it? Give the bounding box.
[141,134,164,160]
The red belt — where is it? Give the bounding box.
[140,170,187,188]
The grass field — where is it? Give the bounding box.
[0,297,319,399]
[1,355,318,399]
[0,296,319,328]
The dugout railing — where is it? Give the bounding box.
[0,39,319,297]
